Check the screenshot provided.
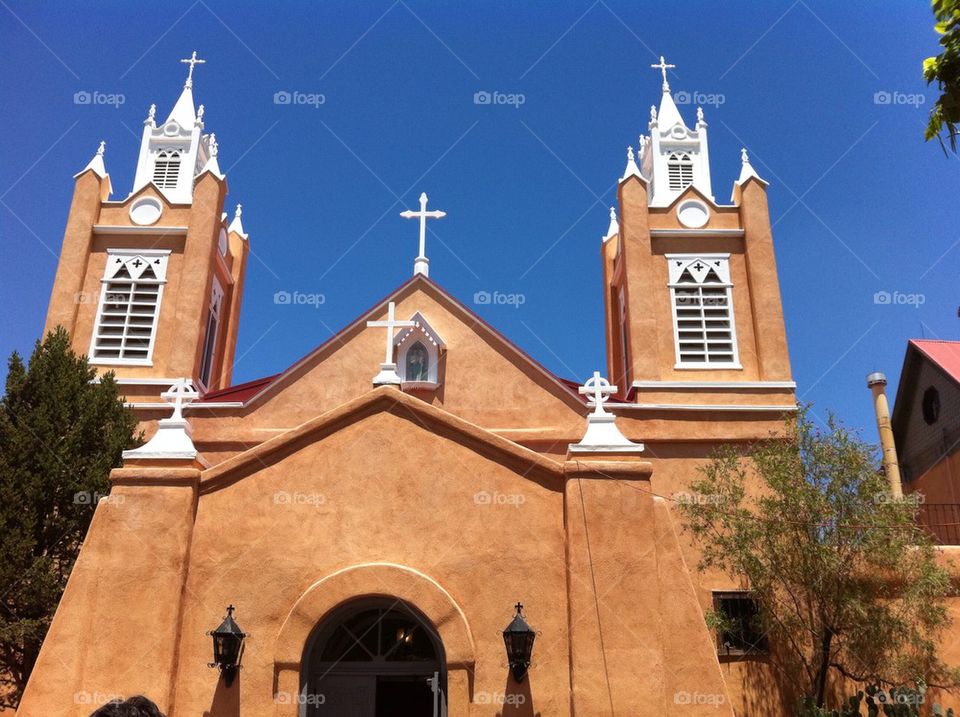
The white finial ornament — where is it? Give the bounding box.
[400,192,447,278]
[621,145,642,182]
[209,133,218,157]
[180,50,206,88]
[603,206,619,242]
[97,140,106,156]
[235,203,242,219]
[650,55,676,92]
[228,203,246,237]
[697,106,704,124]
[367,301,416,386]
[146,104,156,124]
[650,105,658,122]
[196,104,205,126]
[741,148,750,164]
[733,147,768,199]
[122,379,205,463]
[569,372,644,453]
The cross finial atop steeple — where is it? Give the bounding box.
[650,55,676,92]
[180,50,206,89]
[399,192,446,277]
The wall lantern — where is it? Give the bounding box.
[208,604,246,686]
[502,602,536,682]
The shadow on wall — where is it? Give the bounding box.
[496,674,538,717]
[732,650,802,717]
[202,674,240,717]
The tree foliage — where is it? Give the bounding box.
[678,410,959,709]
[924,0,960,152]
[0,328,140,708]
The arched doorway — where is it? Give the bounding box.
[301,598,447,716]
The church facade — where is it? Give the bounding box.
[21,55,802,716]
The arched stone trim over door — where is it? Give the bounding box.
[273,563,475,716]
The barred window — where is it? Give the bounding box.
[667,152,694,191]
[90,252,168,363]
[668,255,740,368]
[153,150,181,189]
[713,592,767,655]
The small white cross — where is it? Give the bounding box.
[650,55,676,92]
[367,302,415,366]
[180,50,206,88]
[161,378,199,421]
[400,192,446,277]
[578,371,618,417]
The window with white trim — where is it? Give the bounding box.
[153,150,181,189]
[394,312,444,385]
[668,254,740,368]
[667,152,694,191]
[198,279,224,388]
[90,252,168,363]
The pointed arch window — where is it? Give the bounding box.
[667,254,740,368]
[667,152,694,192]
[394,312,444,386]
[405,341,430,382]
[153,150,181,189]
[90,250,169,364]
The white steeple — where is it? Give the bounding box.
[620,146,642,182]
[74,140,112,196]
[228,203,247,238]
[603,206,619,242]
[641,56,714,207]
[131,51,219,204]
[732,148,768,201]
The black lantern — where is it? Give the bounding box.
[502,602,536,682]
[208,604,246,686]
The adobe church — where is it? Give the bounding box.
[20,53,800,716]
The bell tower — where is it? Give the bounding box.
[601,58,794,411]
[43,53,250,402]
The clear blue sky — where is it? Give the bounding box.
[0,1,955,439]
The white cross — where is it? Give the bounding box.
[579,371,618,417]
[161,378,199,421]
[367,302,415,366]
[180,50,206,88]
[400,192,446,277]
[650,55,676,92]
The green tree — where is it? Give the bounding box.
[0,327,139,709]
[924,0,960,152]
[677,410,959,709]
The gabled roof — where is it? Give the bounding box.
[196,275,585,410]
[891,339,960,432]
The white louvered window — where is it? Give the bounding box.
[153,150,181,189]
[667,152,694,191]
[90,252,169,364]
[668,254,740,368]
[198,279,224,388]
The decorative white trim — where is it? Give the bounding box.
[94,225,188,235]
[650,229,744,238]
[608,402,797,412]
[124,401,244,410]
[94,377,179,385]
[632,380,796,389]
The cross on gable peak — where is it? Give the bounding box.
[399,191,447,278]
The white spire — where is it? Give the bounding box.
[733,148,768,200]
[77,140,108,179]
[603,206,619,242]
[164,51,205,127]
[621,146,642,182]
[228,203,247,237]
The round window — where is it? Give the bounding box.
[128,197,163,226]
[677,199,709,229]
[922,386,940,425]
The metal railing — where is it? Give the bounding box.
[916,504,960,545]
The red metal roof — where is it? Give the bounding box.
[197,373,280,403]
[909,340,960,385]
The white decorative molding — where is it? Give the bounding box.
[394,312,444,384]
[608,402,797,412]
[122,379,207,464]
[632,380,796,389]
[569,372,644,453]
[93,225,188,236]
[650,228,744,238]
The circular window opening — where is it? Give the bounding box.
[922,386,941,425]
[129,197,163,226]
[677,199,709,229]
